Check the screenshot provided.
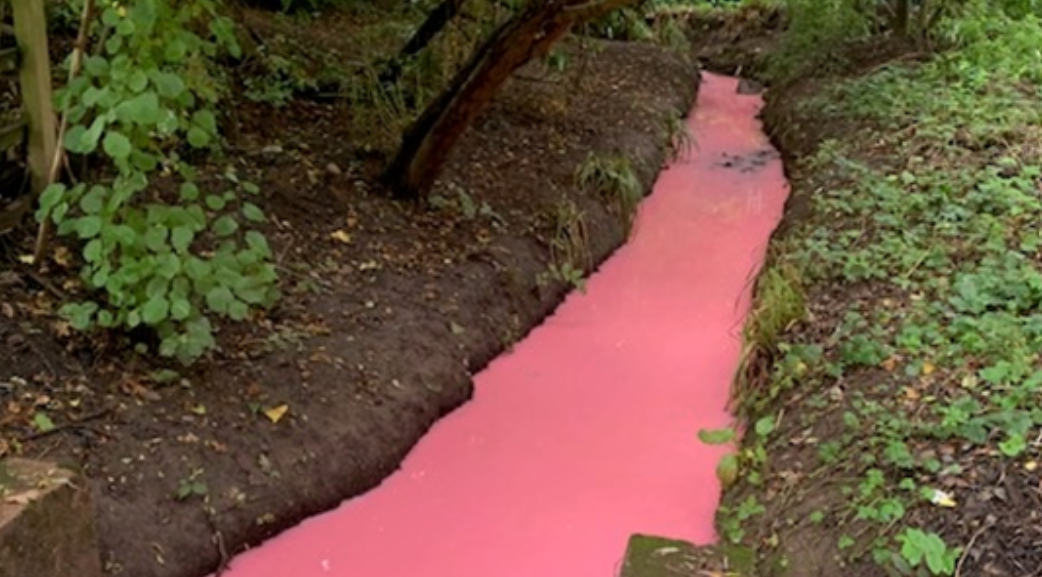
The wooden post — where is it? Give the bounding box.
[10,0,56,196]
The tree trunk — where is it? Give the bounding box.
[891,0,910,39]
[384,0,638,199]
[380,0,468,86]
[402,0,468,59]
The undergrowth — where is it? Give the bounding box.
[711,3,1042,576]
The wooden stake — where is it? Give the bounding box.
[30,0,95,267]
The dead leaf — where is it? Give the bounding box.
[264,404,289,424]
[922,361,936,376]
[929,488,957,508]
[53,321,71,337]
[4,489,42,505]
[53,246,72,268]
[329,230,351,244]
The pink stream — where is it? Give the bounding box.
[217,72,789,577]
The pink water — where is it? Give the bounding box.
[218,73,789,577]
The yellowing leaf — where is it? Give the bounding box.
[929,488,956,508]
[264,404,289,424]
[329,230,351,244]
[922,362,936,376]
[716,453,739,488]
[5,489,42,506]
[1025,461,1038,472]
[190,404,206,416]
[17,254,33,265]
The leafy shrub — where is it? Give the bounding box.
[38,0,279,364]
[767,0,873,81]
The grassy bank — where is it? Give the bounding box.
[715,5,1042,576]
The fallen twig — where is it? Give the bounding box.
[205,505,231,576]
[18,405,113,443]
[954,523,990,577]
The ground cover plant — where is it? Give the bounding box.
[705,1,1042,575]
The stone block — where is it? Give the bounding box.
[0,458,101,577]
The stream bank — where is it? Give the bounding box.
[688,6,1042,576]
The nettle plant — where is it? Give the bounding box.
[37,0,280,364]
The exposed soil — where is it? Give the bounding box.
[0,10,697,577]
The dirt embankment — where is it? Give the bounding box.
[0,25,699,577]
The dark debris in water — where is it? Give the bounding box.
[717,148,779,173]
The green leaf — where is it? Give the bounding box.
[101,6,121,26]
[153,71,186,99]
[79,186,106,215]
[82,86,109,108]
[63,301,98,330]
[242,203,265,222]
[110,224,137,247]
[142,297,170,325]
[171,226,194,253]
[206,286,234,314]
[184,257,210,281]
[205,195,227,211]
[103,131,132,159]
[128,70,150,93]
[116,18,136,37]
[131,150,159,172]
[187,126,210,148]
[120,91,163,125]
[228,300,249,321]
[179,182,200,201]
[75,216,104,239]
[63,126,88,153]
[999,433,1027,457]
[245,231,271,257]
[698,427,736,446]
[83,55,110,76]
[81,118,106,153]
[165,38,189,62]
[213,216,239,237]
[155,254,181,279]
[145,226,169,252]
[754,416,776,437]
[105,34,123,55]
[83,239,103,263]
[90,268,109,289]
[192,110,218,134]
[32,412,56,433]
[37,183,66,220]
[170,298,192,321]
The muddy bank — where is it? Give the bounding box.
[0,38,698,577]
